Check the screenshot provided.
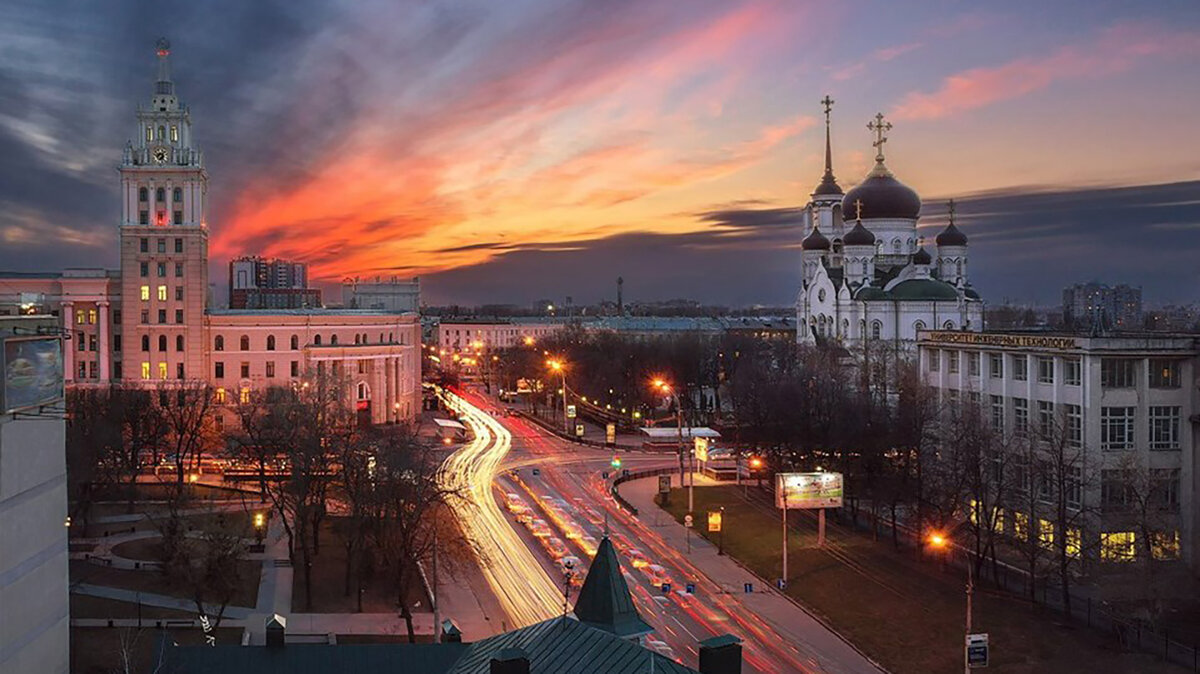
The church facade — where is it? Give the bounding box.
[796,99,983,351]
[0,40,420,424]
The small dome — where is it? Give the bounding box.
[935,222,968,247]
[812,173,843,197]
[843,172,921,220]
[913,247,932,265]
[802,226,830,250]
[843,220,876,247]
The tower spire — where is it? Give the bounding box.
[812,94,842,196]
[155,38,174,96]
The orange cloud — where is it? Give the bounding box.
[892,22,1200,121]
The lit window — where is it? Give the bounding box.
[215,387,227,404]
[75,309,86,324]
[240,387,251,404]
[1065,528,1081,559]
[140,285,150,301]
[141,361,151,379]
[88,309,97,324]
[992,508,1005,534]
[145,126,153,142]
[157,285,168,301]
[1100,532,1136,562]
[1038,519,1054,550]
[1151,531,1181,561]
[1012,511,1028,540]
[1149,360,1181,388]
[158,362,167,379]
[170,125,178,142]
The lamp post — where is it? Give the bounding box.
[547,359,568,433]
[653,379,691,515]
[930,531,973,673]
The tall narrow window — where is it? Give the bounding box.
[173,187,182,202]
[290,335,299,350]
[139,187,148,202]
[176,335,184,351]
[145,126,153,142]
[157,125,165,140]
[214,335,224,351]
[267,335,276,351]
[158,335,167,352]
[156,187,165,202]
[157,285,167,301]
[141,335,150,352]
[170,125,178,142]
[240,335,250,351]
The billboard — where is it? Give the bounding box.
[707,510,722,532]
[694,437,710,462]
[776,472,843,509]
[3,337,64,414]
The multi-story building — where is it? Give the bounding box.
[437,318,564,355]
[1062,282,1144,331]
[0,39,420,425]
[341,276,421,313]
[0,316,68,674]
[918,329,1199,572]
[229,257,319,309]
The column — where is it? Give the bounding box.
[61,301,74,383]
[97,300,110,381]
[384,356,396,424]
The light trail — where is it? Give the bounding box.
[437,388,564,628]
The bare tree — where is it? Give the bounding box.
[158,381,218,486]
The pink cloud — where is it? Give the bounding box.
[892,22,1200,121]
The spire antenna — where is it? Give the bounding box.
[820,95,835,178]
[154,37,174,96]
[947,198,956,225]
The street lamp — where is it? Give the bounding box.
[929,531,973,674]
[652,379,691,518]
[546,359,569,433]
[254,512,266,545]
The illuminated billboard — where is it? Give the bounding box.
[776,472,843,509]
[2,337,64,414]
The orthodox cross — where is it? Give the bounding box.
[854,198,864,221]
[820,95,834,124]
[867,112,892,163]
[947,198,957,224]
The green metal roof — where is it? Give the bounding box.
[889,278,959,300]
[572,536,652,639]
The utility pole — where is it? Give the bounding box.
[432,523,441,644]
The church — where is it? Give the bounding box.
[795,97,983,350]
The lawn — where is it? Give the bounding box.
[70,558,260,611]
[662,485,1183,674]
[70,594,196,620]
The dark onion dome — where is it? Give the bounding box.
[842,171,921,220]
[813,172,843,196]
[890,278,959,300]
[912,247,932,265]
[843,219,876,246]
[855,286,888,301]
[802,225,831,250]
[935,221,968,246]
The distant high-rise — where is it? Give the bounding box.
[228,256,320,309]
[1062,282,1143,331]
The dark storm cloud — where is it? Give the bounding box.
[424,181,1200,307]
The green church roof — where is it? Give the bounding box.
[572,536,652,639]
[889,279,960,301]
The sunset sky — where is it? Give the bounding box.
[1,0,1199,306]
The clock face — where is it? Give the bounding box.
[153,147,169,163]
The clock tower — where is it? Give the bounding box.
[117,38,209,383]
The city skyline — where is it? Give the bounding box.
[2,1,1199,306]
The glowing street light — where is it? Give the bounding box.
[928,530,975,673]
[546,359,568,433]
[651,376,692,535]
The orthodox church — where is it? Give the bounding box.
[795,97,983,350]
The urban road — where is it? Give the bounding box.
[438,387,884,674]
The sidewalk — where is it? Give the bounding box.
[71,583,255,620]
[246,518,292,644]
[619,476,886,674]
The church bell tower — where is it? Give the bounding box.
[117,38,209,383]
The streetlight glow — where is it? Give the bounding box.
[928,532,948,548]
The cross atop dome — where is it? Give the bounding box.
[812,94,843,197]
[867,112,892,165]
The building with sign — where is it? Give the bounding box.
[917,329,1200,571]
[0,40,420,425]
[0,315,68,674]
[795,100,983,350]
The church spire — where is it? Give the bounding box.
[572,535,652,640]
[812,95,843,197]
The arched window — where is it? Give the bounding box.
[943,320,955,330]
[314,335,322,346]
[176,335,184,351]
[893,239,901,253]
[156,187,165,202]
[330,335,338,345]
[841,319,849,336]
[158,335,167,352]
[871,320,883,340]
[141,335,150,351]
[956,260,963,277]
[267,335,276,351]
[861,260,868,275]
[859,319,866,336]
[239,335,250,351]
[173,187,182,202]
[139,187,148,202]
[157,125,165,140]
[290,335,299,350]
[388,332,393,343]
[357,382,369,400]
[214,335,224,351]
[379,333,384,343]
[354,334,361,345]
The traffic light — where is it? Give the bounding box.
[611,455,622,468]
